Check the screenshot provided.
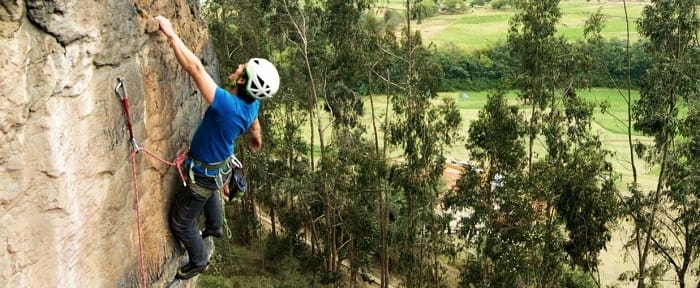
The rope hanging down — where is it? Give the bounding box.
[115,78,188,287]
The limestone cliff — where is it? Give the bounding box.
[1,0,219,287]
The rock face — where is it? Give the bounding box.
[1,0,219,287]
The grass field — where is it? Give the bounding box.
[377,0,648,51]
[436,88,643,135]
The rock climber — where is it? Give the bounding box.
[155,15,280,280]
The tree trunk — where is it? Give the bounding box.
[270,206,276,237]
[622,0,638,183]
[382,70,392,288]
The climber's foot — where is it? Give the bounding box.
[175,262,208,280]
[201,227,223,238]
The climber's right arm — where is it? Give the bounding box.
[155,16,216,104]
[247,118,262,153]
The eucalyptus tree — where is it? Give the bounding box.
[318,2,403,286]
[363,15,407,287]
[508,2,573,285]
[447,90,531,287]
[385,3,462,288]
[272,0,349,284]
[448,0,621,286]
[628,1,700,287]
[507,0,561,173]
[273,1,406,287]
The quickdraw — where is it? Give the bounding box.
[115,78,139,152]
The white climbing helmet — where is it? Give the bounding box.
[245,58,280,100]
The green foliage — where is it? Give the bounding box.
[383,8,405,29]
[430,39,651,92]
[198,275,234,288]
[200,239,323,288]
[625,1,700,287]
[554,144,619,272]
[562,267,598,288]
[323,0,376,127]
[466,90,525,172]
[412,0,439,20]
[451,0,622,286]
[490,0,513,10]
[443,0,467,12]
[579,39,650,89]
[470,0,489,7]
[432,43,517,91]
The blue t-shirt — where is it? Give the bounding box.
[188,87,259,175]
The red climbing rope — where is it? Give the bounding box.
[139,147,188,186]
[129,151,147,287]
[116,78,189,288]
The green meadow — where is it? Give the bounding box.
[378,0,647,52]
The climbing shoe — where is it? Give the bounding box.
[176,262,208,280]
[201,227,223,238]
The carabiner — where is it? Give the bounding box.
[115,77,127,100]
[129,138,140,153]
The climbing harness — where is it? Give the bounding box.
[221,157,245,239]
[115,78,190,287]
[186,155,232,187]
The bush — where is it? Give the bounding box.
[490,0,512,9]
[562,267,598,288]
[444,0,468,12]
[413,0,439,20]
[470,0,489,7]
[383,9,404,30]
[432,43,515,91]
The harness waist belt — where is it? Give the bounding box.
[187,155,233,187]
[189,157,228,171]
